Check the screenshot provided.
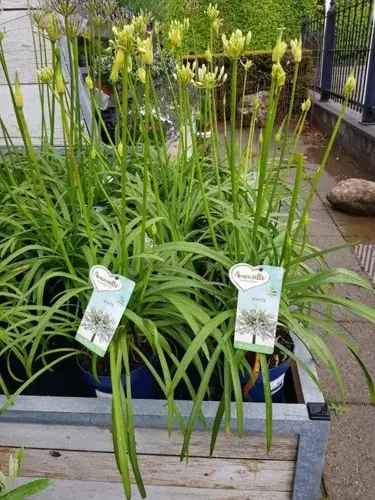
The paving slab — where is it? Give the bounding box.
[324,405,375,500]
[311,281,375,323]
[308,209,343,237]
[309,235,362,271]
[315,322,375,404]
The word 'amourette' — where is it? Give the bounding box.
[235,271,265,281]
[95,271,118,288]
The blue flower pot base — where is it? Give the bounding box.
[78,356,158,399]
[240,358,292,403]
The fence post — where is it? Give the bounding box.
[320,0,335,102]
[362,10,375,124]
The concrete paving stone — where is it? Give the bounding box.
[324,405,375,500]
[314,322,375,404]
[303,266,374,322]
[311,277,375,323]
[309,235,362,271]
[309,209,343,237]
[309,195,327,211]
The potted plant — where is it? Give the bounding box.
[0,3,374,500]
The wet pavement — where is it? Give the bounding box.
[302,131,375,283]
[300,129,375,500]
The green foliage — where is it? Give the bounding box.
[185,50,313,120]
[0,448,52,498]
[0,4,374,499]
[166,0,317,53]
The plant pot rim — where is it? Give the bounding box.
[76,353,156,379]
[0,335,325,427]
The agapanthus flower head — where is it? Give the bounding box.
[37,66,54,84]
[168,19,189,50]
[14,73,23,109]
[48,0,79,17]
[272,29,287,63]
[222,29,250,59]
[241,59,253,72]
[252,96,260,111]
[137,34,153,65]
[132,11,151,40]
[137,67,146,84]
[154,20,162,36]
[54,50,65,94]
[194,64,227,89]
[290,37,302,63]
[102,0,118,18]
[43,13,63,42]
[206,3,220,21]
[84,0,98,13]
[344,71,356,97]
[112,24,135,54]
[173,61,196,86]
[85,74,94,89]
[109,24,135,80]
[301,97,311,111]
[81,26,91,39]
[63,15,86,40]
[275,117,286,143]
[206,3,222,34]
[204,46,212,63]
[272,62,286,87]
[30,8,50,30]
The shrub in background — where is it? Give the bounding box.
[167,0,317,53]
[185,49,313,122]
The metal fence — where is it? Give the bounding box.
[303,0,375,123]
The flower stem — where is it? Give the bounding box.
[121,58,130,276]
[229,60,240,259]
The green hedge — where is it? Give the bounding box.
[166,0,317,53]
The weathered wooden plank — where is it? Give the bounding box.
[15,479,292,500]
[1,447,295,492]
[0,84,64,145]
[0,423,298,461]
[0,11,50,84]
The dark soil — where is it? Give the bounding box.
[78,340,154,377]
[0,330,297,403]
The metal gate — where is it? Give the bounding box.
[302,0,375,123]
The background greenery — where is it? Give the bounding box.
[166,0,317,53]
[184,50,313,121]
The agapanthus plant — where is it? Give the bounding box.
[0,3,374,499]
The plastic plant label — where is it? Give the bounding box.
[76,265,135,357]
[270,374,285,394]
[229,263,284,354]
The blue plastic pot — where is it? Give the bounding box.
[78,356,158,399]
[240,357,291,403]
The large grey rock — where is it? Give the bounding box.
[326,178,375,216]
[239,90,269,128]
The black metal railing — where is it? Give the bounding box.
[303,0,375,123]
[302,6,325,91]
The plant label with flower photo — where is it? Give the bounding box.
[76,266,135,357]
[229,263,284,354]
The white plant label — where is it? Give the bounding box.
[76,266,135,357]
[229,264,270,292]
[270,374,285,394]
[229,264,284,354]
[90,265,123,292]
